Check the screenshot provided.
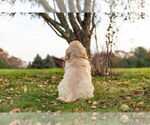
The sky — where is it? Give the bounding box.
[0,15,69,62]
[0,0,150,63]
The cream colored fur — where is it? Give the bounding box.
[57,41,94,102]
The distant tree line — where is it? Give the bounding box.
[110,47,150,68]
[27,54,56,69]
[0,48,24,69]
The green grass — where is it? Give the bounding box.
[0,68,150,112]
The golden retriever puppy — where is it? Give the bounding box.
[57,41,94,102]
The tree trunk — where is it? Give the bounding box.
[81,38,91,58]
[79,31,91,58]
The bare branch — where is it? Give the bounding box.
[55,0,67,12]
[56,13,76,40]
[37,13,70,39]
[83,13,91,30]
[76,0,82,12]
[46,22,63,38]
[76,13,83,27]
[38,0,56,12]
[56,13,70,31]
[84,0,91,12]
[92,0,96,12]
[68,0,76,12]
[90,13,96,34]
[68,13,81,36]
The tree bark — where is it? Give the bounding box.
[78,30,91,58]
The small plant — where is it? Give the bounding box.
[91,52,110,75]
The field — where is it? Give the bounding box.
[0,68,150,112]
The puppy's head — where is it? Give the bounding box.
[65,41,88,61]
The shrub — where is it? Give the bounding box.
[91,52,109,75]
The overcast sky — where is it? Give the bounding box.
[0,1,150,63]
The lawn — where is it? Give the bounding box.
[0,68,150,112]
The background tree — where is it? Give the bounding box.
[8,56,24,68]
[147,50,150,67]
[43,54,56,68]
[109,46,150,68]
[27,61,32,69]
[0,48,24,69]
[134,47,149,67]
[0,57,9,69]
[31,54,44,69]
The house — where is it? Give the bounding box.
[52,56,65,68]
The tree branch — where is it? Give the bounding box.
[76,13,83,28]
[83,13,91,30]
[84,0,91,12]
[68,0,76,12]
[90,13,96,34]
[38,0,56,12]
[56,13,70,31]
[76,0,82,12]
[92,0,96,12]
[68,13,81,37]
[56,13,76,40]
[55,0,67,12]
[46,22,63,38]
[37,13,70,40]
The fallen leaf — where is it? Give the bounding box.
[91,116,96,120]
[87,100,92,104]
[138,102,144,105]
[50,101,58,106]
[120,115,129,123]
[0,78,3,82]
[45,102,49,105]
[126,96,131,100]
[92,113,98,116]
[74,119,79,125]
[10,108,20,113]
[55,123,61,125]
[38,85,43,88]
[100,105,107,109]
[9,120,21,125]
[36,122,42,125]
[118,102,122,105]
[138,112,144,116]
[5,83,10,88]
[36,110,41,113]
[35,99,40,102]
[121,104,129,111]
[42,105,45,108]
[74,108,79,112]
[47,122,51,125]
[10,100,14,104]
[10,88,14,91]
[101,115,107,120]
[93,101,98,105]
[7,97,11,99]
[91,105,97,109]
[136,108,140,111]
[47,110,52,113]
[23,86,27,93]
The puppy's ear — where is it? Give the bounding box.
[81,49,88,60]
[65,48,70,61]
